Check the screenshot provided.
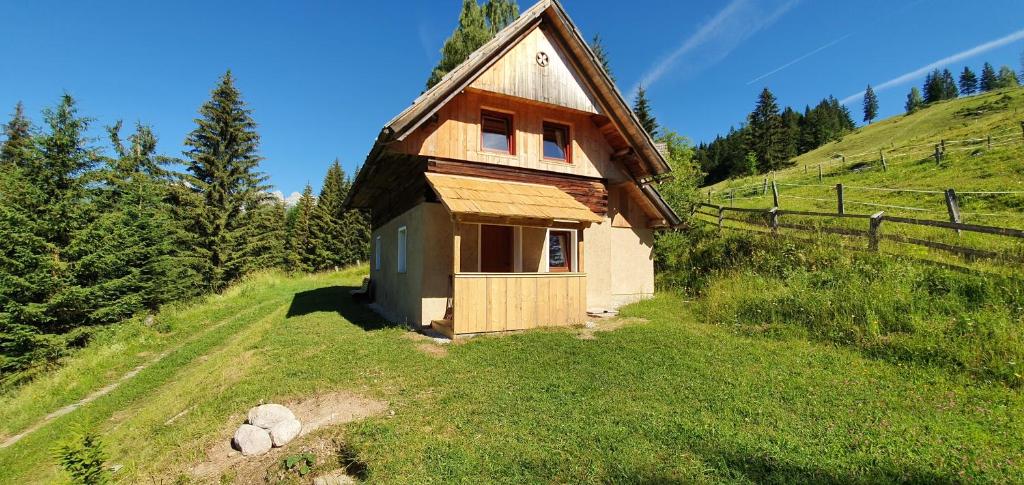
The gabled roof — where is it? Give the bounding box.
[348,0,681,227]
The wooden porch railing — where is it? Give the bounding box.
[452,273,587,334]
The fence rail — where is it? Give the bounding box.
[696,202,1024,261]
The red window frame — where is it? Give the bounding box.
[480,110,515,155]
[542,121,571,163]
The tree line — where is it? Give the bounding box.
[901,61,1021,115]
[692,90,856,185]
[0,72,369,385]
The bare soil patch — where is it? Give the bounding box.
[576,317,648,340]
[190,392,387,483]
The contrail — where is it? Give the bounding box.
[630,0,799,97]
[746,34,850,85]
[839,28,1024,105]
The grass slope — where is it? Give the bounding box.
[1,269,1021,483]
[702,87,1024,259]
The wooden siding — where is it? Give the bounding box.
[452,273,587,334]
[392,89,628,181]
[470,25,601,115]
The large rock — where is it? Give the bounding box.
[232,424,272,456]
[247,403,296,429]
[269,418,302,447]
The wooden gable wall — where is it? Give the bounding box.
[469,25,601,115]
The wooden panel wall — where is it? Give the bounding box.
[452,273,587,334]
[469,26,600,114]
[392,89,627,181]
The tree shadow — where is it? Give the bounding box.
[286,286,399,331]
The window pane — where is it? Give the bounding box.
[482,114,511,153]
[543,124,567,160]
[548,234,566,268]
[482,131,510,152]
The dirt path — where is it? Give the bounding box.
[0,296,288,449]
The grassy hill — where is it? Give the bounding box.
[0,267,1022,483]
[700,87,1024,261]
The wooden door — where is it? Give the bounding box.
[480,225,514,273]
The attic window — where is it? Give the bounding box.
[542,122,570,162]
[481,110,514,155]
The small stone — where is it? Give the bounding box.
[248,403,296,429]
[269,418,301,447]
[232,424,272,456]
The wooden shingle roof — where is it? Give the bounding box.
[425,173,603,224]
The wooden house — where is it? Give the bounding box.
[345,0,680,337]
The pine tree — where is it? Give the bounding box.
[286,185,316,273]
[632,86,658,138]
[959,66,978,95]
[66,122,202,322]
[996,65,1020,89]
[923,69,944,103]
[310,160,350,271]
[746,88,786,172]
[980,62,998,92]
[905,86,924,113]
[940,69,958,100]
[183,71,269,290]
[590,33,614,83]
[1,102,33,168]
[426,0,519,88]
[862,85,878,123]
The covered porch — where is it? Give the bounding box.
[425,173,602,337]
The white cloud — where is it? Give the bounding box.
[270,190,303,207]
[631,0,799,96]
[839,28,1024,105]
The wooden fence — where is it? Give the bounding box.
[695,202,1024,261]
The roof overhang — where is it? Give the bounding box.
[426,173,602,228]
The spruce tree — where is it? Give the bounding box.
[427,0,519,88]
[959,66,978,95]
[310,160,350,270]
[590,33,615,83]
[862,85,878,123]
[234,196,287,273]
[66,122,202,322]
[286,185,316,273]
[996,65,1020,88]
[1,102,33,168]
[923,69,943,103]
[747,88,786,172]
[632,86,658,138]
[940,69,958,100]
[780,107,801,160]
[980,62,998,92]
[905,87,924,113]
[183,71,269,290]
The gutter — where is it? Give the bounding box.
[639,183,682,228]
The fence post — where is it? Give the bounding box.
[771,180,780,208]
[717,205,725,232]
[768,207,779,235]
[1019,121,1024,143]
[730,189,735,207]
[762,177,768,196]
[879,149,887,172]
[818,164,823,182]
[841,155,846,167]
[836,183,845,215]
[934,145,942,165]
[944,188,962,236]
[804,164,808,174]
[868,211,885,251]
[941,139,946,153]
[708,190,713,204]
[987,134,992,149]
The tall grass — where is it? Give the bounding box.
[658,227,1024,386]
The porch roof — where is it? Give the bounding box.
[425,173,603,224]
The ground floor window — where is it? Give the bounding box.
[548,230,573,272]
[374,235,381,270]
[397,226,407,273]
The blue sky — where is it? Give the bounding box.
[2,0,1023,198]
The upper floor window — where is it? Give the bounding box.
[481,110,514,154]
[542,122,570,162]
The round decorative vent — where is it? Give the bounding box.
[536,51,549,67]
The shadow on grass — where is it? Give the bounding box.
[286,286,399,331]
